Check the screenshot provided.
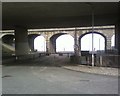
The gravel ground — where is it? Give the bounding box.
[63,65,118,76]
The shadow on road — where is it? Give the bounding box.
[2,54,78,67]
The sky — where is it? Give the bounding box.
[34,36,46,52]
[34,34,114,52]
[81,34,105,51]
[56,34,74,52]
[111,35,115,47]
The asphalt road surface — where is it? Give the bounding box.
[2,65,118,94]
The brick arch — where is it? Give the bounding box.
[79,31,107,51]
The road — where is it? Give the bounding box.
[2,64,118,94]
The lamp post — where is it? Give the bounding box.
[91,4,95,67]
[85,3,95,66]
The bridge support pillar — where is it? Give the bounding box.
[106,35,113,50]
[115,23,120,68]
[28,36,37,52]
[49,38,56,54]
[115,24,120,55]
[29,38,34,52]
[46,40,50,54]
[115,2,120,67]
[45,32,53,54]
[115,1,120,55]
[15,27,30,56]
[74,29,81,56]
[71,28,81,64]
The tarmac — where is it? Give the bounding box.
[1,55,119,94]
[2,65,118,94]
[2,54,119,77]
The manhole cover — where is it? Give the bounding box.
[2,75,12,78]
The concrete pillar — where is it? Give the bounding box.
[0,2,2,67]
[115,24,120,55]
[28,37,34,52]
[115,2,120,55]
[46,39,50,53]
[118,2,120,55]
[15,27,30,56]
[30,38,34,51]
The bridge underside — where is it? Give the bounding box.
[2,2,119,29]
[1,2,120,66]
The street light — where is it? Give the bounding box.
[86,3,95,67]
[89,4,95,67]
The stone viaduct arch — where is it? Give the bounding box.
[50,33,67,53]
[79,31,107,51]
[1,26,115,55]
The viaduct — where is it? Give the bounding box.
[1,26,115,54]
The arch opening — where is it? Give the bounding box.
[50,33,66,53]
[111,35,115,49]
[80,32,106,51]
[34,36,46,52]
[56,34,74,53]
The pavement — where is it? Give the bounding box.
[63,65,119,76]
[1,55,119,94]
[2,66,118,94]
